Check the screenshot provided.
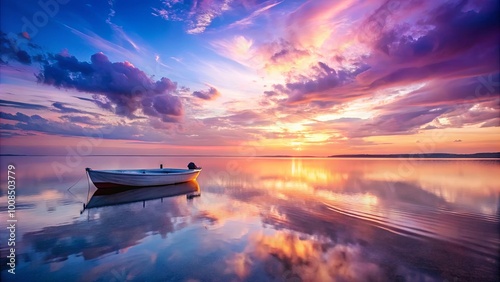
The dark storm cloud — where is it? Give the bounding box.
[37,52,184,122]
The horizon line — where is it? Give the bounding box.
[1,152,499,158]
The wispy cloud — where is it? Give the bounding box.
[62,24,143,63]
[105,0,140,51]
[59,115,103,126]
[51,102,101,117]
[228,0,283,29]
[152,0,235,34]
[0,99,47,110]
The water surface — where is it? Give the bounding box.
[1,156,499,281]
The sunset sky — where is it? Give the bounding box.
[0,0,499,155]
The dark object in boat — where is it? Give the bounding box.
[188,162,200,169]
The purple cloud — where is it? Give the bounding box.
[59,115,102,126]
[359,0,499,88]
[37,52,183,122]
[0,31,45,65]
[354,107,451,137]
[192,87,221,100]
[261,0,499,140]
[51,102,98,116]
[0,111,166,142]
[0,112,32,123]
[0,99,47,110]
[266,61,366,106]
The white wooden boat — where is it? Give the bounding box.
[86,167,201,189]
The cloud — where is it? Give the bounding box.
[358,0,499,88]
[352,107,451,138]
[209,35,260,71]
[0,112,32,123]
[15,50,31,64]
[0,99,47,110]
[284,0,356,49]
[153,0,234,34]
[454,139,462,142]
[0,31,44,65]
[266,61,367,106]
[281,0,498,102]
[270,44,309,64]
[59,115,102,125]
[481,119,500,128]
[37,52,184,122]
[0,110,166,142]
[365,74,500,133]
[105,0,140,51]
[228,0,283,28]
[0,109,265,147]
[51,102,97,116]
[377,76,499,109]
[256,0,499,141]
[192,87,221,100]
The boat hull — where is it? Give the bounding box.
[86,168,201,189]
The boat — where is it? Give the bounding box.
[86,164,202,189]
[85,181,201,209]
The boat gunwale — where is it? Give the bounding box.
[87,168,202,176]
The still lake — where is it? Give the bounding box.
[0,156,499,281]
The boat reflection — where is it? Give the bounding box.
[21,181,202,264]
[85,180,201,209]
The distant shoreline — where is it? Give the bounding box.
[1,152,499,158]
[328,152,500,158]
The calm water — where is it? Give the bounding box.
[0,156,499,281]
